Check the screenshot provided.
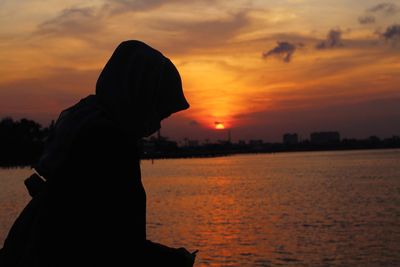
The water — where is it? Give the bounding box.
[1,149,400,266]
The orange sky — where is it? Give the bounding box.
[0,0,399,141]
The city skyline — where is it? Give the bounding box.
[1,0,399,141]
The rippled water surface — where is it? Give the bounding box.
[1,149,400,266]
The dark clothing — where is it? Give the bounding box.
[1,40,192,266]
[95,40,189,138]
[0,119,181,266]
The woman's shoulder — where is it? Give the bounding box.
[78,116,127,144]
[72,116,138,159]
[65,118,139,177]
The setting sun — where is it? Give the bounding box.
[0,1,399,142]
[215,122,225,130]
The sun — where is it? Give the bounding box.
[215,122,225,130]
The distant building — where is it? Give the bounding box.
[248,139,263,150]
[187,140,199,147]
[238,140,246,145]
[142,135,178,154]
[310,132,340,144]
[283,133,298,145]
[369,136,380,144]
[182,138,200,147]
[249,139,263,145]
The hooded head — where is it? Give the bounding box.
[35,40,188,179]
[96,40,189,137]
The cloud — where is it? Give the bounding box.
[37,7,103,37]
[104,0,173,14]
[262,41,300,63]
[316,29,343,49]
[381,24,400,41]
[144,11,250,55]
[35,0,173,38]
[104,0,217,15]
[358,15,376,25]
[33,3,249,55]
[358,3,399,25]
[368,3,400,15]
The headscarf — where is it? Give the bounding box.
[34,40,189,180]
[96,40,189,137]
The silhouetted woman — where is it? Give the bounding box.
[0,40,196,266]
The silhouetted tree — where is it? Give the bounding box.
[0,117,49,166]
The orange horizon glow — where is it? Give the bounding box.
[1,1,400,140]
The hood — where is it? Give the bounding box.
[96,40,189,137]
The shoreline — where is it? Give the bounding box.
[2,146,399,167]
[140,146,400,160]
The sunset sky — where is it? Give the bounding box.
[0,0,399,142]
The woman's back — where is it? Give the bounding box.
[1,40,195,267]
[2,119,147,266]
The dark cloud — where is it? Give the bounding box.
[358,15,376,25]
[262,42,300,63]
[382,24,400,41]
[316,29,343,49]
[368,3,400,15]
[358,3,399,25]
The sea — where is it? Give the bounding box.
[1,149,399,266]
